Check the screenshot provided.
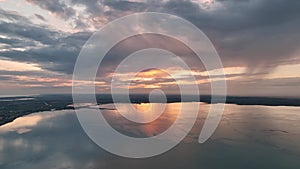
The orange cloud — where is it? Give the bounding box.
[0,59,41,71]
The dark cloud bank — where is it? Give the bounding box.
[0,0,299,96]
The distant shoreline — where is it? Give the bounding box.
[1,94,300,126]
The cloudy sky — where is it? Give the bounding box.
[0,0,299,97]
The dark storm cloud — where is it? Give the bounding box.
[34,14,47,21]
[0,8,29,22]
[0,9,45,48]
[1,0,300,81]
[0,37,36,48]
[25,0,75,20]
[0,8,92,74]
[0,76,11,81]
[0,31,91,74]
[210,0,298,69]
[31,31,91,74]
[0,70,49,76]
[55,0,300,73]
[158,0,300,70]
[103,1,147,12]
[0,21,60,45]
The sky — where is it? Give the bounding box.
[0,0,299,97]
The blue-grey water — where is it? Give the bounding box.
[0,103,300,169]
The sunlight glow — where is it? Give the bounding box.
[267,64,300,79]
[0,59,42,71]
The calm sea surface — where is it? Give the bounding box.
[0,103,300,169]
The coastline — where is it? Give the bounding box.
[1,94,300,127]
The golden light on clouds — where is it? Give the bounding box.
[134,69,170,79]
[111,67,247,90]
[130,69,171,89]
[128,84,162,89]
[0,59,41,71]
[266,64,300,79]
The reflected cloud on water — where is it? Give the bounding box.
[0,112,59,134]
[0,103,300,169]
